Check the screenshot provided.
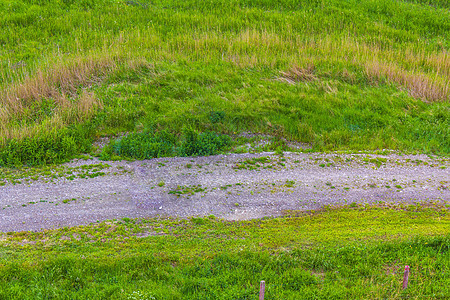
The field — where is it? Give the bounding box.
[0,0,449,299]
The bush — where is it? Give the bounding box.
[180,127,231,157]
[106,130,177,160]
[101,127,231,160]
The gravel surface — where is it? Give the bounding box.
[0,152,448,232]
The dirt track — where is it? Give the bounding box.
[0,152,448,232]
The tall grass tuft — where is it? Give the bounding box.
[1,55,116,116]
[365,60,450,102]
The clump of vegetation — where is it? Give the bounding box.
[233,156,291,171]
[285,180,296,187]
[101,129,177,160]
[233,156,272,170]
[180,127,232,157]
[0,123,94,167]
[62,198,76,204]
[168,184,207,197]
[100,127,231,160]
[157,181,165,187]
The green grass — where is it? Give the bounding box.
[0,0,448,166]
[0,205,449,298]
[168,184,207,197]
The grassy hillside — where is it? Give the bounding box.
[0,205,449,299]
[0,0,449,166]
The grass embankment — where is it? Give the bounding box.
[0,205,449,299]
[0,0,449,166]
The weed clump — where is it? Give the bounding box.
[0,123,94,167]
[102,130,176,160]
[101,127,231,160]
[180,127,231,157]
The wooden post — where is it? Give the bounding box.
[402,265,410,289]
[259,280,265,300]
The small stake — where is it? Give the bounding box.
[259,280,265,300]
[403,265,410,289]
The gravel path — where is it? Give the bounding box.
[0,152,448,232]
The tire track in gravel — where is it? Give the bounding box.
[0,152,448,232]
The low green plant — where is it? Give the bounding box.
[101,127,231,160]
[180,127,231,157]
[101,129,177,160]
[209,111,226,124]
[168,184,207,197]
[62,198,76,204]
[0,162,112,186]
[285,180,295,187]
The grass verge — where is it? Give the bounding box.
[1,204,449,299]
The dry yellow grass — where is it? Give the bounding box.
[76,91,102,121]
[1,55,116,116]
[0,54,152,144]
[264,36,449,102]
[365,60,450,102]
[279,65,318,84]
[0,55,121,144]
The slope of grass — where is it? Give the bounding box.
[0,0,449,165]
[0,204,449,299]
[97,63,449,154]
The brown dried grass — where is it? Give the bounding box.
[0,55,136,143]
[365,60,450,102]
[1,55,116,117]
[279,65,317,84]
[0,55,152,144]
[0,54,152,144]
[76,91,102,121]
[424,50,450,78]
